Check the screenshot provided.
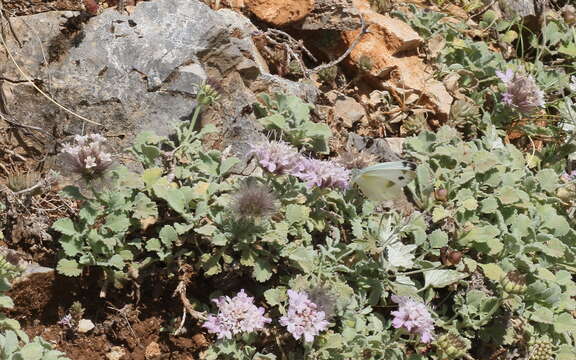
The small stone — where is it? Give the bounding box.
[333,96,366,128]
[106,346,126,360]
[192,333,209,348]
[383,138,405,156]
[77,319,95,333]
[145,341,162,359]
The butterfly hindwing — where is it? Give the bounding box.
[351,161,416,201]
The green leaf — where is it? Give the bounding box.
[145,238,162,252]
[558,43,576,57]
[286,246,315,273]
[132,193,158,219]
[424,269,467,289]
[79,205,99,225]
[108,254,125,270]
[553,312,576,334]
[480,197,498,214]
[104,214,131,233]
[285,204,310,224]
[60,186,88,200]
[536,169,559,193]
[18,342,44,360]
[531,306,554,324]
[219,157,240,175]
[57,259,82,277]
[153,184,186,214]
[480,263,504,281]
[461,198,478,211]
[432,206,449,222]
[264,287,287,306]
[195,224,217,236]
[258,114,287,130]
[159,225,178,248]
[52,218,77,236]
[253,257,273,282]
[429,230,448,248]
[142,168,164,189]
[59,236,82,257]
[0,295,14,309]
[459,225,500,246]
[497,186,520,205]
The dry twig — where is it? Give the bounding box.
[307,14,369,75]
[172,264,207,335]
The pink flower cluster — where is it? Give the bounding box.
[61,134,113,178]
[496,69,545,114]
[391,295,435,343]
[279,290,330,342]
[203,289,271,340]
[249,140,304,176]
[249,140,350,190]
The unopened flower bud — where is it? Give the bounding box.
[435,188,448,202]
[501,271,527,295]
[435,332,470,359]
[529,338,554,360]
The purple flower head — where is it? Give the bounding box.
[296,158,350,190]
[249,140,304,175]
[203,289,271,340]
[279,290,330,342]
[496,69,514,84]
[390,295,435,343]
[496,69,544,114]
[561,170,576,182]
[61,134,113,178]
[58,314,74,329]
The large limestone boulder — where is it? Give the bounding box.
[0,0,317,154]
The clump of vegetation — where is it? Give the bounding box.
[3,2,576,359]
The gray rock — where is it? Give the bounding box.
[0,247,53,286]
[0,0,317,157]
[298,0,361,31]
[333,95,366,128]
[346,133,403,162]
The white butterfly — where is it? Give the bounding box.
[351,161,416,201]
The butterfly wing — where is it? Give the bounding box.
[352,161,416,201]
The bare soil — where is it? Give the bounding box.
[8,270,209,359]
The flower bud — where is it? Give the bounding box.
[501,271,527,295]
[435,332,470,359]
[434,188,448,202]
[556,186,573,202]
[529,338,554,360]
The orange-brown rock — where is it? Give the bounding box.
[341,0,453,120]
[246,0,315,26]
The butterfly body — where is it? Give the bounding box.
[351,161,416,201]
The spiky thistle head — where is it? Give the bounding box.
[230,180,277,219]
[306,285,338,321]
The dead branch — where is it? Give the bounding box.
[307,14,368,75]
[172,264,207,335]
